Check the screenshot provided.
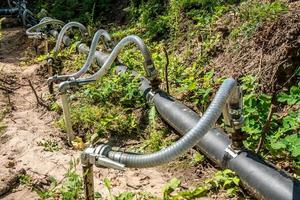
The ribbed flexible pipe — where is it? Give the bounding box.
[53,22,88,59]
[26,19,64,38]
[106,78,238,168]
[40,17,53,23]
[75,35,157,82]
[51,29,112,82]
[0,7,18,15]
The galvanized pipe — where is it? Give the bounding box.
[26,18,65,38]
[60,93,74,145]
[74,35,159,84]
[48,29,112,84]
[0,7,18,15]
[53,21,88,59]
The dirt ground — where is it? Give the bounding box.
[0,27,171,199]
[211,4,300,93]
[0,28,220,200]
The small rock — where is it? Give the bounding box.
[5,161,15,168]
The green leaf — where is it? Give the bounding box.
[277,93,290,103]
[292,146,300,157]
[103,178,111,190]
[226,187,237,197]
[271,141,286,150]
[223,179,232,187]
[232,177,240,185]
[163,178,181,197]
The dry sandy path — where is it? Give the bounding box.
[0,28,172,199]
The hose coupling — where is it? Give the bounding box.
[28,32,46,39]
[104,40,114,52]
[223,86,248,149]
[145,61,161,89]
[48,75,69,84]
[227,107,244,132]
[47,56,54,66]
[81,145,125,170]
[58,78,77,93]
[222,145,240,168]
[149,76,161,91]
[74,41,83,52]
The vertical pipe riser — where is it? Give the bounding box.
[60,93,74,144]
[82,164,94,200]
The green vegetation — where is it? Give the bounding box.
[241,75,300,168]
[161,170,240,199]
[29,0,300,198]
[230,0,287,39]
[37,139,61,152]
[19,174,33,187]
[36,159,84,200]
[103,169,240,199]
[35,161,240,200]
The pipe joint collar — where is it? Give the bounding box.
[222,146,240,168]
[48,75,69,85]
[47,57,54,66]
[81,145,125,170]
[58,80,74,93]
[146,89,157,104]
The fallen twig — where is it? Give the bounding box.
[163,47,170,94]
[0,86,14,93]
[27,79,50,110]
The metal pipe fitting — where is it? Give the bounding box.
[73,35,160,88]
[222,86,246,149]
[58,77,95,145]
[22,8,37,27]
[48,29,113,85]
[80,146,125,200]
[26,18,65,39]
[0,7,18,15]
[53,22,88,59]
[96,78,239,168]
[60,93,74,145]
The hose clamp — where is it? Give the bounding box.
[81,145,125,170]
[47,57,54,66]
[147,89,156,104]
[222,145,241,168]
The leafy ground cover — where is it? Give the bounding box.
[21,0,300,199]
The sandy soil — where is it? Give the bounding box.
[0,28,175,199]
